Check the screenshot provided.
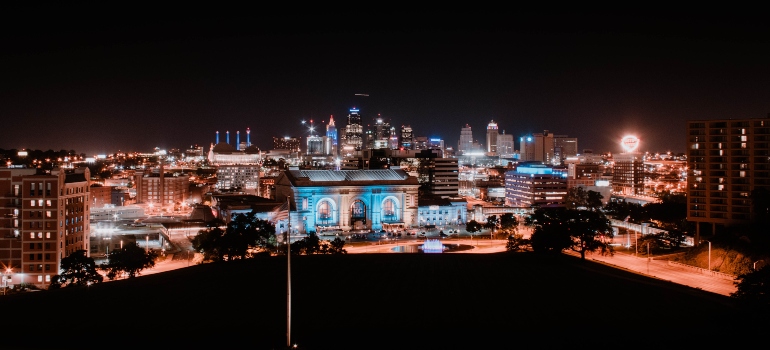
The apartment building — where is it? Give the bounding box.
[0,166,90,289]
[686,116,770,239]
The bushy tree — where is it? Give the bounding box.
[100,244,158,279]
[505,233,530,252]
[604,200,644,222]
[731,266,770,311]
[326,237,348,254]
[49,250,103,289]
[290,234,348,255]
[527,207,614,260]
[465,220,482,234]
[499,213,519,231]
[192,212,277,262]
[484,215,499,230]
[292,233,321,255]
[565,187,604,211]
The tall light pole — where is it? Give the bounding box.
[708,240,711,271]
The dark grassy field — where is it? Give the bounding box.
[0,252,760,349]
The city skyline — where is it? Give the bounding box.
[2,11,769,156]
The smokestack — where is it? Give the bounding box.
[226,131,230,144]
[247,128,251,147]
[237,131,240,150]
[216,131,219,144]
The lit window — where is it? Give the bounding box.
[46,232,51,238]
[30,200,35,207]
[30,232,34,239]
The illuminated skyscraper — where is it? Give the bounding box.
[486,120,498,154]
[400,125,414,150]
[325,115,338,156]
[496,131,514,158]
[344,107,363,151]
[458,124,473,154]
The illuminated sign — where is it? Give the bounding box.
[621,135,640,152]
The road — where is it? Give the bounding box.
[138,231,738,297]
[567,249,737,296]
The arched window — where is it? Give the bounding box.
[318,201,331,220]
[382,198,395,217]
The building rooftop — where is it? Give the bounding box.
[283,169,418,186]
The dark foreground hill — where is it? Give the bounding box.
[0,252,761,349]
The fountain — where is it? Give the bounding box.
[421,239,445,253]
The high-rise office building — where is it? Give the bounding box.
[273,137,301,153]
[486,120,499,154]
[612,152,643,195]
[344,107,363,151]
[554,136,578,162]
[497,131,514,158]
[400,125,414,150]
[520,131,555,163]
[458,124,474,154]
[416,150,460,198]
[325,115,338,156]
[686,116,770,240]
[504,163,568,208]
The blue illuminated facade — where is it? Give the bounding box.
[273,169,420,233]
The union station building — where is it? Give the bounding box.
[273,169,420,234]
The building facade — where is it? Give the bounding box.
[273,169,420,233]
[133,170,189,209]
[458,124,474,155]
[0,166,91,289]
[612,152,644,195]
[504,163,568,208]
[686,116,770,238]
[486,120,498,155]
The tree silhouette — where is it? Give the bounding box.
[732,265,770,311]
[100,244,158,279]
[50,250,103,289]
[193,212,277,261]
[527,207,614,260]
[465,220,482,234]
[499,213,519,231]
[505,233,530,252]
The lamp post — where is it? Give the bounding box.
[707,240,711,271]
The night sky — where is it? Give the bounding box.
[2,10,769,156]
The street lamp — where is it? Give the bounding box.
[708,240,711,271]
[702,240,711,271]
